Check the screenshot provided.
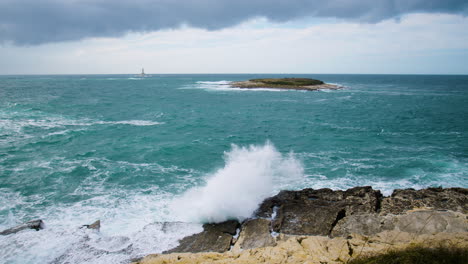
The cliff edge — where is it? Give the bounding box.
[134,187,467,264]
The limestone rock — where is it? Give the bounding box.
[232,218,276,251]
[135,231,468,264]
[136,187,468,264]
[0,219,44,235]
[255,186,382,235]
[164,220,240,253]
[381,187,467,214]
[331,210,468,237]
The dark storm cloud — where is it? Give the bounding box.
[1,0,467,45]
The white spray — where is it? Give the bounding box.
[171,142,304,223]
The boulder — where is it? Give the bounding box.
[381,187,468,214]
[82,220,101,230]
[232,219,276,251]
[0,219,44,235]
[255,186,382,235]
[164,220,240,253]
[331,210,468,237]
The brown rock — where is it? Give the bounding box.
[164,220,240,253]
[134,231,468,264]
[0,219,44,235]
[256,186,382,235]
[232,219,276,251]
[331,210,468,237]
[82,220,101,230]
[381,187,468,214]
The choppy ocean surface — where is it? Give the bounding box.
[0,74,467,263]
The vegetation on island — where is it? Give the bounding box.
[230,77,339,90]
[249,78,324,86]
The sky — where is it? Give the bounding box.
[1,0,468,75]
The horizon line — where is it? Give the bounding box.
[1,73,468,76]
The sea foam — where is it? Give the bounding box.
[171,142,304,223]
[192,81,287,92]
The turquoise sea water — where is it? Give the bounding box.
[0,74,467,263]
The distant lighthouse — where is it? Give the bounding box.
[140,68,145,77]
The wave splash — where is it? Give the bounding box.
[171,142,304,223]
[192,81,286,92]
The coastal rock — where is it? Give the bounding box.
[82,220,101,230]
[231,218,276,251]
[0,219,44,235]
[331,210,468,237]
[230,78,341,91]
[164,220,240,253]
[255,186,382,235]
[134,231,468,264]
[136,187,468,264]
[381,187,468,214]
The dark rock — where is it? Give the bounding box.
[255,186,382,236]
[159,187,467,254]
[163,220,240,254]
[381,187,468,215]
[82,220,101,230]
[234,218,276,250]
[0,219,44,235]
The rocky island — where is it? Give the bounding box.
[230,78,341,91]
[135,187,467,264]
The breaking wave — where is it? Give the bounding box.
[171,142,304,223]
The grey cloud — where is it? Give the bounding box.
[1,0,467,45]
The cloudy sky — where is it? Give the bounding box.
[1,0,468,74]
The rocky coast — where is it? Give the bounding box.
[230,78,341,90]
[135,187,467,264]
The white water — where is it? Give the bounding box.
[0,189,204,264]
[2,140,459,263]
[0,110,162,134]
[184,81,290,92]
[0,142,304,264]
[171,142,304,223]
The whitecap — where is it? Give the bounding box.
[184,81,292,92]
[94,120,163,126]
[170,142,304,223]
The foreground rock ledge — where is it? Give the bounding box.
[136,231,468,264]
[230,78,341,91]
[134,187,467,264]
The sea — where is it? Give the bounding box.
[0,74,467,263]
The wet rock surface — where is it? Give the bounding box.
[82,220,101,230]
[232,218,276,251]
[164,220,240,253]
[0,219,44,235]
[255,186,382,235]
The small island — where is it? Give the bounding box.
[230,78,341,91]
